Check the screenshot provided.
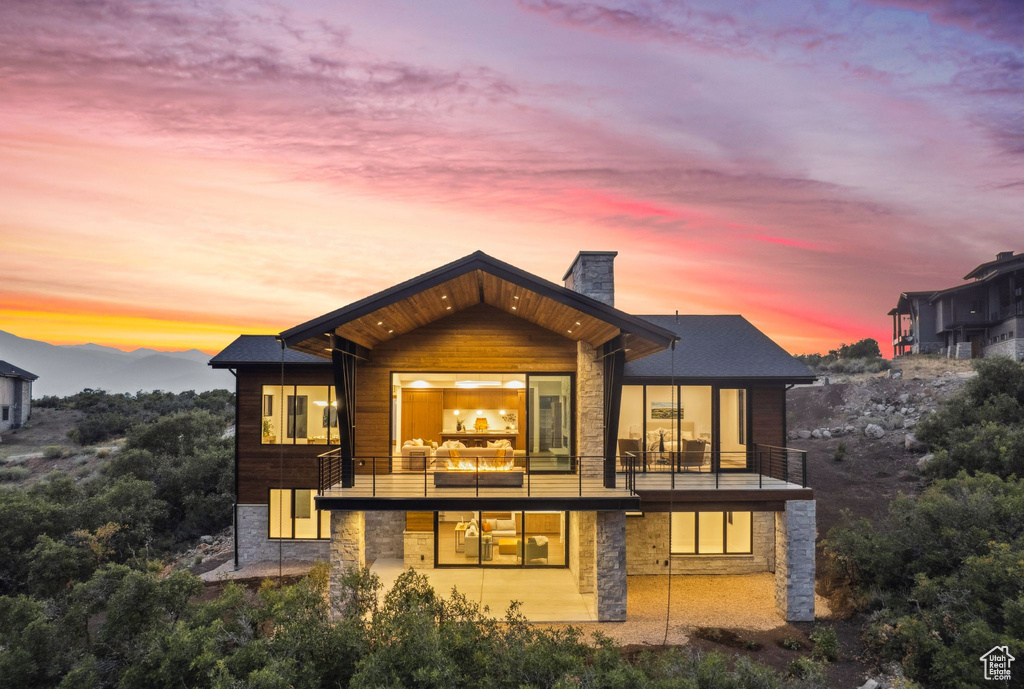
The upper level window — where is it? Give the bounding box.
[1,406,8,421]
[670,511,752,554]
[261,385,337,445]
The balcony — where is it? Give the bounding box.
[316,445,809,510]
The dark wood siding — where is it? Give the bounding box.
[237,365,333,504]
[751,385,785,447]
[354,303,577,459]
[237,304,577,502]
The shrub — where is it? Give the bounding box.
[915,357,1024,480]
[780,636,803,650]
[787,656,825,681]
[823,473,1024,686]
[42,446,66,460]
[809,624,839,662]
[832,441,847,462]
[0,467,30,482]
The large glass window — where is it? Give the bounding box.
[435,510,568,567]
[261,385,337,445]
[719,388,747,468]
[615,385,728,472]
[527,375,572,462]
[269,489,330,539]
[670,511,752,554]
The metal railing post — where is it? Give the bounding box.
[758,450,763,489]
[476,455,480,497]
[372,457,376,496]
[802,451,807,487]
[578,456,583,496]
[715,451,719,489]
[527,454,531,497]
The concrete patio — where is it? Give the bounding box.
[369,559,597,622]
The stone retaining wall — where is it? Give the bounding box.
[982,338,1024,361]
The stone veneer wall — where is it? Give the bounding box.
[982,338,1024,361]
[365,511,405,562]
[235,504,330,564]
[569,511,596,594]
[625,512,775,575]
[576,341,605,475]
[774,500,815,622]
[329,510,365,600]
[595,511,627,621]
[404,530,435,569]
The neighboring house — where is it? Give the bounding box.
[0,360,37,432]
[889,251,1024,360]
[211,251,817,622]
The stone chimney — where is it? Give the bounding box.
[563,251,617,307]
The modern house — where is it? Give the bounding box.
[889,251,1024,360]
[211,251,817,622]
[0,360,37,432]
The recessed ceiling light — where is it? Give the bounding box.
[476,410,482,415]
[441,295,447,300]
[377,321,383,326]
[511,306,517,310]
[513,295,519,300]
[387,329,393,334]
[567,329,572,334]
[446,306,451,310]
[575,321,581,326]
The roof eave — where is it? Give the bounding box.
[279,251,677,350]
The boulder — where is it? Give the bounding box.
[904,433,926,452]
[797,429,812,439]
[787,430,798,440]
[897,393,910,404]
[844,425,856,434]
[858,680,880,689]
[864,424,885,439]
[888,369,903,379]
[916,453,934,470]
[811,429,823,439]
[200,535,213,545]
[903,417,916,429]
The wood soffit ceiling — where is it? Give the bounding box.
[289,269,665,361]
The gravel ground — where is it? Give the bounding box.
[544,573,830,646]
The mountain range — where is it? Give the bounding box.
[0,330,234,397]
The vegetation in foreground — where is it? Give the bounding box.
[1,563,834,689]
[0,401,232,597]
[824,357,1024,689]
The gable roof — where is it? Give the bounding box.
[0,360,38,381]
[209,335,329,369]
[280,251,677,361]
[964,251,1024,280]
[623,316,815,382]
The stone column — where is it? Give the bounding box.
[365,511,405,562]
[330,510,365,597]
[774,500,815,622]
[595,510,627,621]
[576,341,604,476]
[570,511,596,594]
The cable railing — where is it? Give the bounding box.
[318,452,619,498]
[318,445,808,497]
[620,444,808,488]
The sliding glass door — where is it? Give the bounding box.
[526,374,573,470]
[434,510,569,568]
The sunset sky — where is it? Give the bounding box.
[2,0,1022,356]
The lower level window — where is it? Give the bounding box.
[670,511,752,554]
[269,489,330,539]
